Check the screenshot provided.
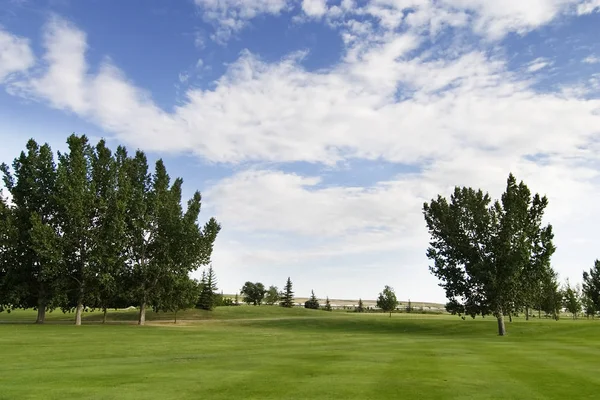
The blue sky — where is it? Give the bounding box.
[1,0,600,302]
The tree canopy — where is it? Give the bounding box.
[423,173,556,335]
[0,135,220,324]
[376,285,397,317]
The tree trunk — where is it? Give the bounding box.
[102,308,107,324]
[389,311,392,318]
[538,309,541,319]
[138,302,146,325]
[497,314,506,336]
[35,301,46,324]
[525,306,529,321]
[174,310,177,324]
[508,313,512,323]
[75,302,83,326]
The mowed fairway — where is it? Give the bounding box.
[1,308,599,400]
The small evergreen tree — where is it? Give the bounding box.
[324,296,332,311]
[280,277,294,308]
[563,281,582,320]
[582,260,600,318]
[356,298,364,313]
[198,265,218,310]
[406,299,412,313]
[304,290,319,309]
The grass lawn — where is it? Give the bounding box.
[1,308,599,399]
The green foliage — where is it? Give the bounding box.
[280,277,294,308]
[355,298,364,313]
[423,173,556,334]
[197,266,218,310]
[265,285,280,305]
[376,285,398,316]
[562,281,582,319]
[304,290,320,309]
[582,260,600,318]
[0,135,220,324]
[240,282,267,306]
[324,296,332,311]
[406,299,412,313]
[1,139,61,322]
[156,277,200,323]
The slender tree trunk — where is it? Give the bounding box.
[389,311,392,318]
[497,314,506,336]
[508,313,512,323]
[138,302,146,325]
[102,308,107,324]
[174,310,177,324]
[75,302,83,326]
[525,306,529,321]
[35,300,46,324]
[538,308,541,319]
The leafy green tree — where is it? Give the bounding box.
[1,140,61,323]
[280,277,294,308]
[265,285,279,305]
[377,285,398,317]
[324,296,332,311]
[157,277,200,324]
[563,281,582,320]
[55,134,96,325]
[582,260,600,319]
[356,298,365,313]
[0,195,16,312]
[304,290,319,309]
[198,265,218,310]
[423,173,556,335]
[240,282,266,306]
[540,271,561,320]
[89,144,128,323]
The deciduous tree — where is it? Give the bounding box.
[423,173,556,335]
[1,140,61,323]
[240,281,266,306]
[377,285,398,317]
[265,285,279,305]
[582,260,600,318]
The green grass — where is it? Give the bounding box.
[1,307,599,399]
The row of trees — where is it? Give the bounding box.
[422,173,599,335]
[0,135,220,325]
[239,278,295,307]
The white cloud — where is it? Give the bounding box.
[577,0,600,14]
[3,5,600,300]
[194,0,292,43]
[0,29,35,83]
[583,55,600,64]
[526,57,553,72]
[302,0,328,18]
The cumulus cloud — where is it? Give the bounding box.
[0,29,35,82]
[577,0,600,14]
[302,0,328,18]
[3,2,600,299]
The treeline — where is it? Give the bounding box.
[0,135,220,325]
[423,173,599,335]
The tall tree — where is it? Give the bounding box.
[55,134,96,325]
[0,195,16,312]
[582,260,600,319]
[540,271,561,320]
[89,144,129,323]
[423,173,556,335]
[377,285,398,317]
[265,285,280,305]
[280,277,294,308]
[563,281,582,320]
[304,290,319,309]
[1,140,60,323]
[240,282,266,306]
